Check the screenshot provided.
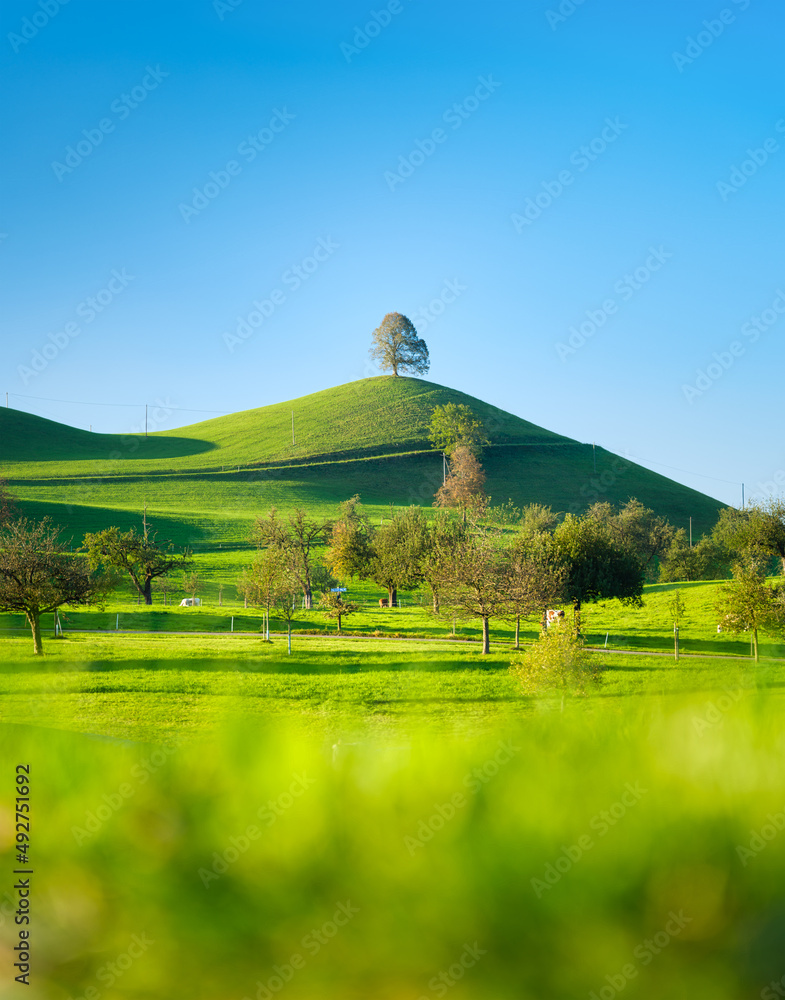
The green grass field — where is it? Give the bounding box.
[1,376,723,547]
[3,377,780,999]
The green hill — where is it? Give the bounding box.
[0,376,723,546]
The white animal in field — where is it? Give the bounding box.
[545,609,565,627]
[180,597,201,607]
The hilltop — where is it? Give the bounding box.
[0,377,723,546]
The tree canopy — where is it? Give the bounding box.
[0,518,108,654]
[83,525,192,605]
[428,403,489,457]
[369,313,429,377]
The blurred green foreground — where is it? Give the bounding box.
[2,690,785,1000]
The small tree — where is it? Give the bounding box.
[318,591,360,634]
[434,529,510,654]
[369,313,429,377]
[506,530,567,649]
[84,525,192,605]
[428,403,489,457]
[715,558,785,663]
[433,446,488,521]
[366,505,428,607]
[715,499,785,576]
[0,518,109,654]
[553,513,645,634]
[510,622,601,709]
[182,571,200,602]
[327,496,373,582]
[668,589,687,661]
[253,507,331,610]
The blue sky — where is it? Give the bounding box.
[1,0,783,507]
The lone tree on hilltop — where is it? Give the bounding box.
[369,313,429,377]
[0,518,110,654]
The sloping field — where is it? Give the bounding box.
[0,377,723,545]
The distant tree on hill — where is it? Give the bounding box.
[84,525,192,605]
[369,313,429,377]
[428,403,489,457]
[433,446,488,521]
[0,518,109,654]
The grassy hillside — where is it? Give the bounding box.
[0,377,724,544]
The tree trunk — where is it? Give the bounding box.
[753,627,759,663]
[515,615,520,650]
[303,586,312,610]
[337,613,342,635]
[27,612,43,656]
[388,586,397,607]
[482,616,490,655]
[287,623,292,655]
[572,599,581,637]
[143,577,153,605]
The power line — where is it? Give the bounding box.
[6,391,231,415]
[622,452,741,488]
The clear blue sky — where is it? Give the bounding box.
[2,0,783,507]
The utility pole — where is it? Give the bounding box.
[593,442,596,473]
[689,517,692,548]
[143,502,148,540]
[145,404,148,437]
[5,392,7,408]
[291,410,295,446]
[443,453,447,484]
[742,483,745,509]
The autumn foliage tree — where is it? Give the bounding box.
[369,313,429,377]
[433,446,488,520]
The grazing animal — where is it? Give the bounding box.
[379,598,389,608]
[545,609,565,627]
